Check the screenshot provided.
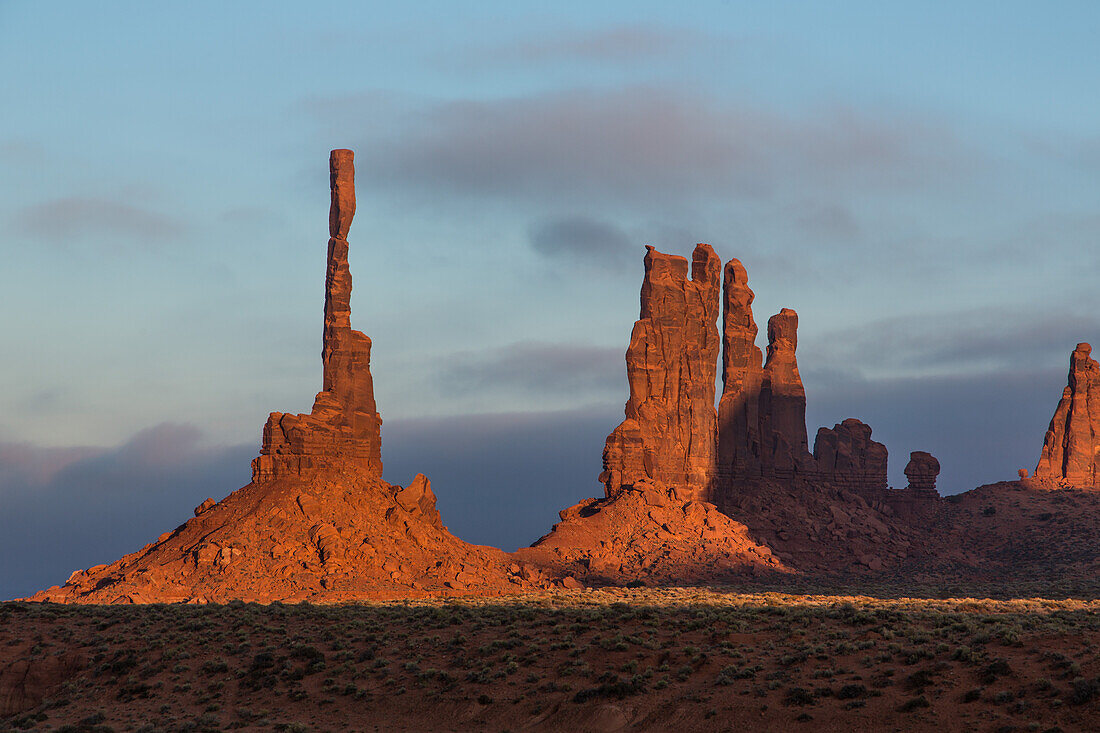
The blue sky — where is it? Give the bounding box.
[1,2,1098,597]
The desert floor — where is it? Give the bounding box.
[4,584,1100,732]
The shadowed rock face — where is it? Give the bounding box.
[813,419,889,492]
[716,258,766,473]
[714,260,816,480]
[904,451,941,495]
[760,308,815,474]
[600,244,722,500]
[252,149,383,482]
[1035,342,1100,487]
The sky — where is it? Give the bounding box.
[1,1,1098,599]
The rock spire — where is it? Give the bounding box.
[600,244,722,500]
[716,258,766,472]
[1035,342,1100,487]
[252,149,383,481]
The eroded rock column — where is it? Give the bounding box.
[1035,342,1100,487]
[601,244,722,499]
[252,149,383,482]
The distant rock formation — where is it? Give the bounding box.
[903,451,941,496]
[600,244,722,500]
[812,419,889,492]
[252,149,383,482]
[1035,342,1100,487]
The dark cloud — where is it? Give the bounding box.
[528,216,634,267]
[0,424,253,600]
[453,25,711,67]
[330,88,972,209]
[803,308,1099,374]
[11,196,185,243]
[439,342,623,399]
[383,407,617,552]
[804,368,1065,496]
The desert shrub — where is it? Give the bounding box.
[836,684,868,700]
[783,687,815,706]
[1068,678,1100,705]
[897,695,930,711]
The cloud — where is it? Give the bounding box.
[438,341,623,399]
[792,201,861,240]
[528,216,634,267]
[0,138,45,166]
[11,196,185,243]
[0,424,253,600]
[452,25,712,67]
[802,308,1099,376]
[383,407,617,552]
[320,87,973,209]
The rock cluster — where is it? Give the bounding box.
[600,244,722,500]
[520,479,789,584]
[1035,342,1100,487]
[252,149,383,482]
[709,256,887,490]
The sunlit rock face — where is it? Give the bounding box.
[600,244,722,501]
[252,149,383,482]
[1035,342,1100,487]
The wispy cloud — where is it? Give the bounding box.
[311,87,975,210]
[528,216,634,267]
[451,25,715,67]
[11,196,185,243]
[802,308,1099,376]
[439,341,623,399]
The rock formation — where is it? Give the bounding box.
[252,149,383,482]
[759,308,815,474]
[519,479,790,584]
[716,258,766,473]
[1035,343,1100,487]
[812,419,889,492]
[26,150,535,604]
[903,451,941,496]
[600,244,722,500]
[714,258,815,480]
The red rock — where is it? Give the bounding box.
[518,479,791,584]
[760,308,814,473]
[252,149,383,482]
[600,244,721,500]
[1035,343,1100,487]
[716,258,766,474]
[25,151,524,604]
[394,473,443,529]
[812,419,888,491]
[904,451,941,496]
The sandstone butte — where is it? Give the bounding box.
[22,149,1100,605]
